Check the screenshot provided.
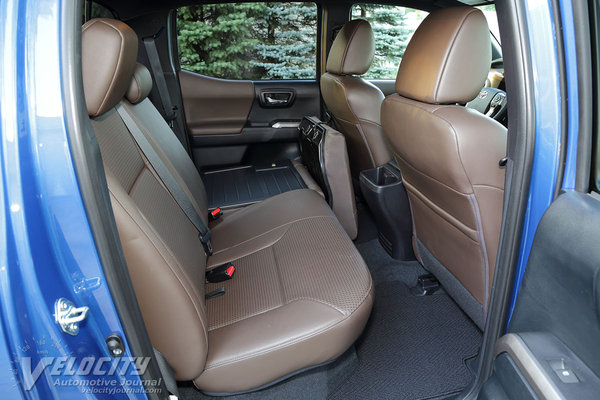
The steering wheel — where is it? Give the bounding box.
[466,87,508,126]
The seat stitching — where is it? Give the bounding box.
[467,193,490,318]
[212,215,335,256]
[330,78,377,167]
[472,184,503,191]
[92,20,128,115]
[271,244,287,305]
[339,21,362,74]
[109,186,209,345]
[203,282,373,370]
[394,152,471,196]
[405,180,479,244]
[433,10,478,101]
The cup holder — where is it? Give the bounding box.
[361,167,401,187]
[359,163,414,260]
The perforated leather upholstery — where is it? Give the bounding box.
[381,7,506,328]
[83,18,373,393]
[321,19,391,178]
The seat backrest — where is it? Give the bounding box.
[381,7,506,328]
[320,19,391,178]
[82,18,209,380]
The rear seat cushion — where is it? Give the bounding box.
[291,159,325,197]
[208,189,334,267]
[197,215,373,393]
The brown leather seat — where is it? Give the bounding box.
[321,19,391,178]
[82,18,373,394]
[381,7,507,329]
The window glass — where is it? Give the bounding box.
[90,2,115,19]
[477,4,501,44]
[177,3,317,80]
[351,4,428,80]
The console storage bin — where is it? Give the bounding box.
[359,163,414,260]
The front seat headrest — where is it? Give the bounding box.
[326,19,375,75]
[82,18,138,117]
[125,63,153,104]
[395,7,491,105]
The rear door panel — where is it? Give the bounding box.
[179,70,254,137]
[179,70,320,169]
[480,192,600,399]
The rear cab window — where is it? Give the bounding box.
[350,4,428,80]
[83,1,115,22]
[177,2,318,80]
[476,4,501,45]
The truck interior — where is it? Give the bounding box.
[55,0,600,398]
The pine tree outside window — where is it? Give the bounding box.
[350,4,428,80]
[177,2,317,80]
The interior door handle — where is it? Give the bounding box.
[265,97,288,105]
[260,90,295,107]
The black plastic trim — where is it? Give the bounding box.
[549,0,569,199]
[508,192,600,377]
[464,0,538,398]
[590,0,600,192]
[572,0,593,192]
[191,127,299,147]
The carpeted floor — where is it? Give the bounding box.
[179,232,482,400]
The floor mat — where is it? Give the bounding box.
[202,160,306,209]
[329,241,482,400]
[179,347,358,400]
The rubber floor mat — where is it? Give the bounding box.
[329,281,482,400]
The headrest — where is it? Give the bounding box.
[82,18,138,117]
[326,19,374,75]
[395,7,491,104]
[126,63,153,104]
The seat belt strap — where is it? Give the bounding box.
[143,29,177,124]
[153,348,180,399]
[116,105,212,257]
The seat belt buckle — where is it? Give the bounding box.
[205,263,236,283]
[208,207,223,222]
[199,230,213,256]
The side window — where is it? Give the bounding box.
[350,4,427,80]
[476,4,501,44]
[177,3,318,80]
[82,1,115,23]
[90,2,115,19]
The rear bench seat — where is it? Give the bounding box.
[82,18,373,394]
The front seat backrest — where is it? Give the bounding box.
[381,7,507,329]
[321,19,391,178]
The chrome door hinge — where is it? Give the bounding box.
[54,298,89,336]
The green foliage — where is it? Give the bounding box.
[177,2,316,80]
[352,4,427,79]
[177,3,425,80]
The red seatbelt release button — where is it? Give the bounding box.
[208,207,223,221]
[206,262,236,283]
